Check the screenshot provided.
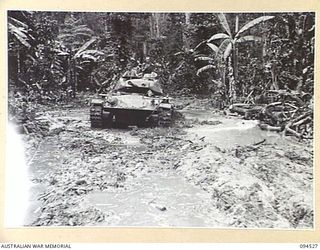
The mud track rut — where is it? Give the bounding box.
[21,107,313,228]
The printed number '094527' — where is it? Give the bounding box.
[300,244,318,249]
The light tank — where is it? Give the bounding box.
[90,72,173,128]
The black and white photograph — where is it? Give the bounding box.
[6,11,314,229]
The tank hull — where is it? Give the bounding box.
[103,107,156,126]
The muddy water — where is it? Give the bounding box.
[180,109,218,121]
[25,137,65,226]
[83,173,226,227]
[187,121,277,149]
[182,110,280,149]
[23,108,296,227]
[82,110,279,227]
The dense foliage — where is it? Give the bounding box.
[8,11,314,103]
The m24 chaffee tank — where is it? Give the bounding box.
[90,73,174,128]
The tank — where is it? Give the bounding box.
[90,72,174,128]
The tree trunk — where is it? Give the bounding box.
[296,76,303,93]
[142,42,147,61]
[155,13,160,38]
[17,49,21,75]
[261,18,267,63]
[149,15,154,38]
[228,57,236,103]
[271,64,279,90]
[67,55,76,98]
[71,58,76,98]
[183,13,191,51]
[150,13,161,39]
[221,66,226,88]
[74,62,77,96]
[232,15,239,100]
[233,43,238,87]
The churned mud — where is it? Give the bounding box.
[6,99,313,228]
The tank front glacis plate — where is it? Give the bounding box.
[103,94,161,111]
[91,98,104,105]
[103,107,156,125]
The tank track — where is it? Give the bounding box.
[158,109,173,127]
[90,106,103,128]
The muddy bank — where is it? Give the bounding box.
[179,133,313,228]
[14,102,313,228]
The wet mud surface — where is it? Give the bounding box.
[8,103,313,228]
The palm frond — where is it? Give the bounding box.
[236,35,262,43]
[206,43,219,54]
[77,49,104,56]
[194,40,207,51]
[197,65,215,76]
[105,53,114,58]
[8,23,28,38]
[8,17,28,29]
[174,51,184,56]
[13,33,31,48]
[50,57,66,77]
[80,54,99,61]
[208,33,230,42]
[217,13,232,37]
[8,23,31,48]
[58,32,93,39]
[195,56,215,62]
[53,47,69,54]
[71,26,94,35]
[57,51,69,56]
[216,38,232,61]
[236,16,274,38]
[74,37,97,58]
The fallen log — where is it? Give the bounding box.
[282,110,312,139]
[258,123,282,132]
[265,101,282,109]
[284,125,302,138]
[229,104,264,119]
[291,111,312,124]
[228,89,313,139]
[292,116,311,127]
[267,90,305,106]
[284,102,298,110]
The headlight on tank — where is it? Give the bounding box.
[151,99,160,106]
[104,97,118,107]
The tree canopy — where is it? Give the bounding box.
[8,11,314,102]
